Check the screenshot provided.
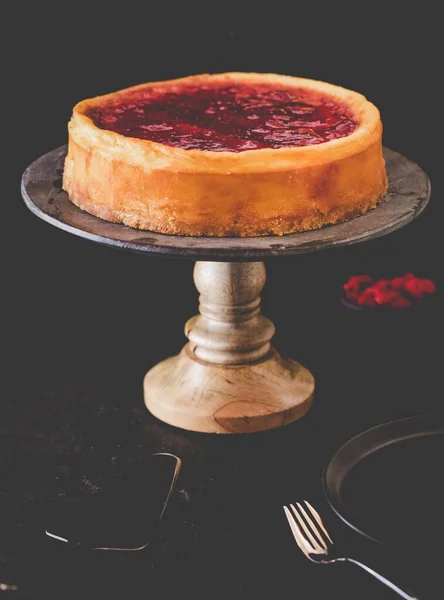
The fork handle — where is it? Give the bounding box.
[345,558,419,600]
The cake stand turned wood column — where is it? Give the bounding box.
[22,146,430,434]
[143,261,314,433]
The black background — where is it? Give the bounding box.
[3,3,444,599]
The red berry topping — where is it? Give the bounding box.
[87,83,357,152]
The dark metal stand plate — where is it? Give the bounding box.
[21,146,430,260]
[323,414,444,549]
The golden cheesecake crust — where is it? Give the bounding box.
[63,73,388,237]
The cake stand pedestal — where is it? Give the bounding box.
[21,147,430,433]
[144,260,315,433]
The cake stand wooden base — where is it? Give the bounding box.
[143,262,314,433]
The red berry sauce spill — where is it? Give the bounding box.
[87,83,357,152]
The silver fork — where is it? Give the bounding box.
[283,501,418,600]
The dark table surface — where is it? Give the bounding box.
[2,188,443,598]
[5,6,443,598]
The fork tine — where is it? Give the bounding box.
[290,504,325,554]
[304,501,333,544]
[283,506,313,559]
[296,502,328,551]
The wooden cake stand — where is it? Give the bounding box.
[21,147,430,434]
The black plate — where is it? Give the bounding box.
[44,452,181,550]
[323,414,444,550]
